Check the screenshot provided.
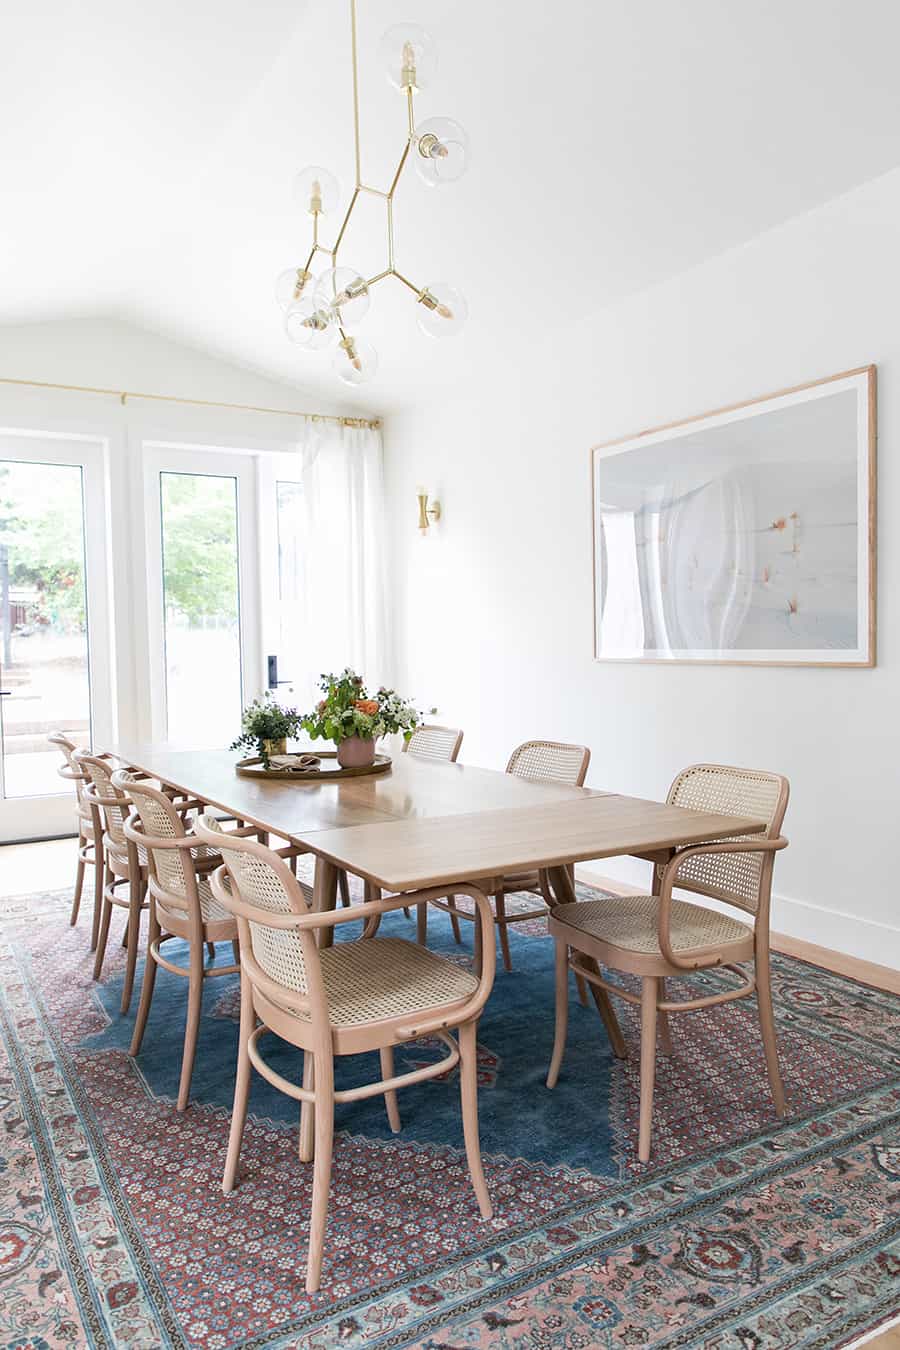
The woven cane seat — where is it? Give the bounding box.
[157,870,234,924]
[552,896,751,955]
[276,937,479,1029]
[104,833,149,869]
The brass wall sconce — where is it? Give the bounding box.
[417,485,441,535]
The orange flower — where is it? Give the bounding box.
[354,699,379,716]
[317,699,327,712]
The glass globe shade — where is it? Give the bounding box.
[334,337,378,385]
[274,265,314,311]
[315,267,370,328]
[415,117,470,186]
[284,297,337,351]
[292,165,340,217]
[416,283,468,338]
[378,23,436,92]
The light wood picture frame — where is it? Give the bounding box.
[591,366,876,667]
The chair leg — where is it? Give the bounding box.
[448,898,462,945]
[546,938,570,1089]
[89,841,104,952]
[299,1052,315,1163]
[402,906,411,919]
[177,939,205,1111]
[380,1046,401,1133]
[494,893,512,973]
[92,869,115,981]
[71,848,85,926]
[223,976,254,1193]
[306,1051,335,1294]
[338,870,351,908]
[416,901,428,946]
[575,970,590,1007]
[638,977,658,1163]
[129,905,160,1056]
[458,1020,492,1218]
[232,939,241,966]
[756,948,786,1116]
[120,877,146,1015]
[657,977,674,1055]
[206,941,216,961]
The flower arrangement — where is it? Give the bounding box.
[300,669,423,765]
[230,692,301,768]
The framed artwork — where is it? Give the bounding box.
[591,366,876,667]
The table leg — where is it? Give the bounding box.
[543,865,626,1060]
[312,857,340,949]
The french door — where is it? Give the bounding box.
[142,445,260,746]
[0,435,113,842]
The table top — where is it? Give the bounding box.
[109,743,767,891]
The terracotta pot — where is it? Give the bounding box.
[337,735,376,768]
[262,737,287,758]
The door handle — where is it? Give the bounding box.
[266,655,292,691]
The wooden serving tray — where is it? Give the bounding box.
[235,752,392,781]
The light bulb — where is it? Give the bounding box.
[414,117,470,186]
[292,165,340,217]
[315,267,370,328]
[284,296,337,350]
[378,24,437,92]
[275,266,314,311]
[416,283,468,338]
[334,336,378,385]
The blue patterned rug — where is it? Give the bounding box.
[0,880,898,1348]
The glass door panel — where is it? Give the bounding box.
[0,459,91,797]
[0,436,112,843]
[159,471,242,744]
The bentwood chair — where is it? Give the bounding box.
[48,731,103,944]
[547,763,789,1162]
[193,814,496,1295]
[115,771,246,1111]
[75,751,150,1012]
[427,740,590,972]
[403,723,464,763]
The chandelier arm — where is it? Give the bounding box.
[366,269,393,288]
[387,140,412,199]
[350,0,362,188]
[392,270,423,297]
[387,199,395,270]
[406,86,415,139]
[359,184,389,199]
[331,187,360,262]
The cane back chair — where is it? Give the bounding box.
[48,731,103,943]
[75,750,151,1012]
[403,723,464,764]
[193,814,496,1294]
[547,763,789,1162]
[426,739,590,972]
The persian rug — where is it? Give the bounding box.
[0,876,898,1349]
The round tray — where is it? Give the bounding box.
[235,751,392,781]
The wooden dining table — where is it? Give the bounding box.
[107,743,768,1054]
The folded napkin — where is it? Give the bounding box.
[268,753,322,773]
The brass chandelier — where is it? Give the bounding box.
[274,0,469,385]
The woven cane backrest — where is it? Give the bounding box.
[404,724,463,763]
[75,752,129,843]
[201,817,311,995]
[664,764,788,914]
[48,731,87,803]
[506,740,590,787]
[118,772,191,895]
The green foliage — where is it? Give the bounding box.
[0,463,87,630]
[300,668,423,745]
[160,474,238,623]
[230,692,301,767]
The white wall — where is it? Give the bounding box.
[383,166,900,968]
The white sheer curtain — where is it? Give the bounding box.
[290,420,390,706]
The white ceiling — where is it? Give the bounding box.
[4,0,900,412]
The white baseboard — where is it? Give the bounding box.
[575,862,900,980]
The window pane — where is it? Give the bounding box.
[160,472,241,745]
[0,460,91,798]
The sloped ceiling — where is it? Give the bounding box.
[3,0,900,410]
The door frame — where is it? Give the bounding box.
[0,431,114,842]
[141,442,261,744]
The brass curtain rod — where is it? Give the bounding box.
[0,376,381,430]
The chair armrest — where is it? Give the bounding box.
[658,836,788,970]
